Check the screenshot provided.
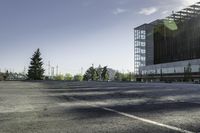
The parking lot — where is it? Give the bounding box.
[0,81,200,133]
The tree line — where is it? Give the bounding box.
[25,48,135,81]
[83,65,109,81]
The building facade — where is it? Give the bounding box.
[134,2,200,81]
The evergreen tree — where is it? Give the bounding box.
[91,66,98,81]
[83,72,89,81]
[27,48,45,80]
[96,65,103,81]
[101,66,109,81]
[83,66,98,81]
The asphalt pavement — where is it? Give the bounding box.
[0,81,200,133]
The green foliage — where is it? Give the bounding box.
[96,65,103,80]
[83,73,89,81]
[114,71,122,81]
[101,66,109,81]
[121,73,129,81]
[55,74,64,80]
[83,65,110,81]
[127,72,134,81]
[114,72,134,82]
[73,74,83,81]
[83,65,135,82]
[83,66,98,81]
[27,49,45,80]
[65,73,73,81]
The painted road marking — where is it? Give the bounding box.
[100,107,194,133]
[69,97,194,133]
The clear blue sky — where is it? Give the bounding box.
[0,0,198,75]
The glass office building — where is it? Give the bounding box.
[134,2,200,81]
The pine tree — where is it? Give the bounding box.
[27,48,45,80]
[96,65,103,81]
[90,66,98,81]
[101,66,109,81]
[83,66,98,81]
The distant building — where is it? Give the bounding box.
[134,2,200,82]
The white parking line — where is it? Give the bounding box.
[100,107,194,133]
[69,97,194,133]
